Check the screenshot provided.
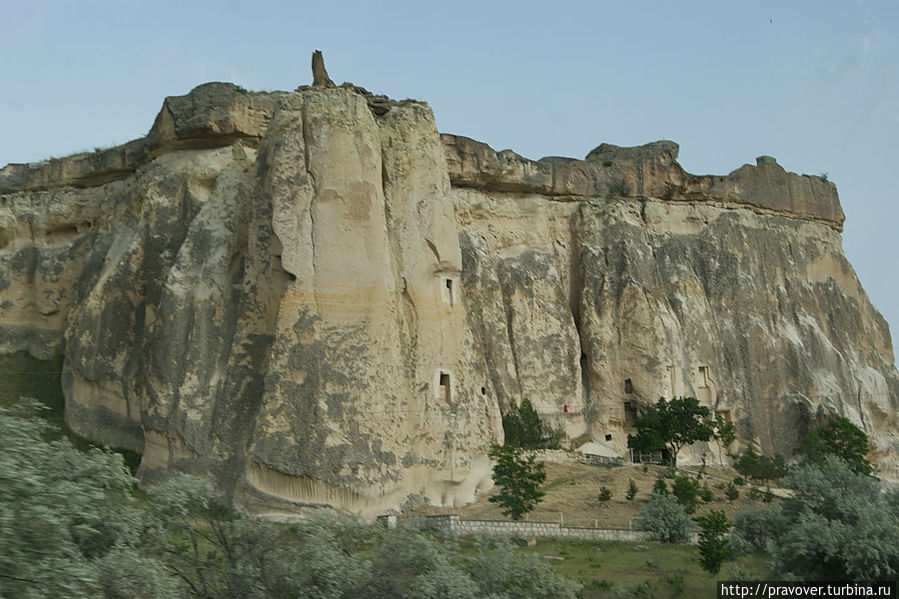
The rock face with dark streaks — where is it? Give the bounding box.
[1,75,896,515]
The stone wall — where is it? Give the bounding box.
[410,514,699,544]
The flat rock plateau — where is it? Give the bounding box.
[1,76,896,516]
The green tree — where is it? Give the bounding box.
[0,400,180,599]
[638,493,692,543]
[799,415,873,475]
[735,457,899,581]
[501,399,543,449]
[626,478,639,501]
[627,397,714,467]
[488,445,546,520]
[671,476,700,514]
[733,448,788,482]
[695,510,734,575]
[652,476,669,495]
[724,483,740,501]
[713,415,737,466]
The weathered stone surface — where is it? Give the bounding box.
[442,135,845,230]
[0,78,895,517]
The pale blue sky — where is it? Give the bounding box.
[2,0,897,356]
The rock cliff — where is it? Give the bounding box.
[1,77,896,515]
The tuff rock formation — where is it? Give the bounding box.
[1,71,897,515]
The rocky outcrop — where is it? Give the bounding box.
[1,76,896,515]
[442,134,844,230]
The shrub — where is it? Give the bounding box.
[598,486,612,501]
[733,477,745,486]
[671,476,700,513]
[652,476,669,495]
[724,483,740,501]
[638,493,693,543]
[699,483,714,503]
[733,504,786,551]
[769,457,899,580]
[626,478,639,501]
[607,176,632,197]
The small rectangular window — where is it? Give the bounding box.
[438,372,451,405]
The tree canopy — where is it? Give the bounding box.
[0,400,580,599]
[501,398,544,449]
[798,414,873,476]
[626,396,714,467]
[488,444,546,520]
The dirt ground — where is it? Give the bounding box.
[411,455,773,528]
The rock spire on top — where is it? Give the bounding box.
[312,50,335,87]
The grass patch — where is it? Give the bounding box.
[525,538,766,598]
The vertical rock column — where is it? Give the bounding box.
[377,101,499,507]
[245,89,416,513]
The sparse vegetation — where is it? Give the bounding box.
[607,176,632,197]
[598,486,613,501]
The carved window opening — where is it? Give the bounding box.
[480,386,487,396]
[439,372,451,405]
[697,366,713,404]
[624,378,633,394]
[441,276,456,307]
[624,401,638,426]
[604,434,613,441]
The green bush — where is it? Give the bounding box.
[671,476,700,513]
[733,447,788,482]
[638,493,693,543]
[598,486,612,501]
[0,400,583,599]
[745,457,899,581]
[626,478,639,501]
[798,415,873,476]
[733,476,745,486]
[652,476,669,495]
[732,505,786,551]
[699,483,714,503]
[724,483,740,501]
